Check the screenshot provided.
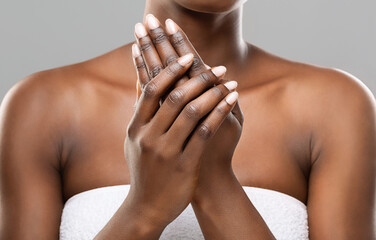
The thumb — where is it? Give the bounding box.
[134,79,142,112]
[232,100,244,126]
[136,79,142,101]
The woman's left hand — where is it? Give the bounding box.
[133,15,244,198]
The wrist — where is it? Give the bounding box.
[191,177,242,219]
[94,197,167,240]
[120,198,168,238]
[191,169,239,205]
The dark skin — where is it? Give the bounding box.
[0,0,375,239]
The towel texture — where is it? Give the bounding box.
[60,185,308,239]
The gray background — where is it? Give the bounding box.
[0,1,375,102]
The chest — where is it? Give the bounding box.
[61,89,311,204]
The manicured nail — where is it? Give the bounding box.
[178,53,194,66]
[165,19,178,35]
[146,14,159,29]
[211,66,227,78]
[224,81,238,91]
[135,23,147,38]
[132,44,141,57]
[225,91,239,105]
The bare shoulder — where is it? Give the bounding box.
[250,45,376,162]
[270,48,375,168]
[258,51,376,240]
[1,43,135,124]
[288,60,375,125]
[0,62,90,169]
[253,46,375,122]
[0,67,73,132]
[0,43,136,164]
[0,44,139,240]
[291,62,375,111]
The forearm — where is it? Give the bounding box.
[94,199,167,240]
[191,170,276,240]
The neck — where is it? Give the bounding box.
[144,1,248,69]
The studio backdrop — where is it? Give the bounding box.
[0,0,375,101]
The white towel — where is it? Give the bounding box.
[60,185,308,239]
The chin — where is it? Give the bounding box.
[173,0,244,13]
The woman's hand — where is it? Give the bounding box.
[129,16,279,240]
[124,42,238,230]
[134,15,244,199]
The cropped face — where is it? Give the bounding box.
[172,0,245,13]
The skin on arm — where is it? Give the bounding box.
[0,75,64,239]
[163,19,275,239]
[95,55,197,239]
[139,14,376,239]
[307,71,376,239]
[138,15,277,239]
[95,50,238,239]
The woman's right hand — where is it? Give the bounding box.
[123,46,238,228]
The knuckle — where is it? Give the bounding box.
[165,62,182,76]
[143,81,158,98]
[154,141,179,161]
[212,86,225,98]
[166,56,178,65]
[155,147,167,160]
[136,61,146,70]
[197,123,213,140]
[198,72,212,85]
[167,88,185,106]
[149,65,163,79]
[171,33,185,47]
[161,147,177,160]
[140,41,153,52]
[191,56,202,72]
[214,104,228,116]
[151,30,168,45]
[184,103,201,120]
[138,137,153,151]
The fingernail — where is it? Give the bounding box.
[132,44,141,57]
[165,19,178,35]
[225,92,239,105]
[135,23,147,38]
[224,81,238,91]
[211,66,227,78]
[146,14,159,29]
[178,53,194,66]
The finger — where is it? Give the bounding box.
[232,100,244,126]
[132,43,150,87]
[135,23,163,79]
[134,53,194,123]
[166,82,237,148]
[149,67,228,133]
[137,79,142,101]
[166,19,207,78]
[134,79,139,112]
[216,78,243,126]
[145,14,179,67]
[184,91,239,157]
[144,14,190,99]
